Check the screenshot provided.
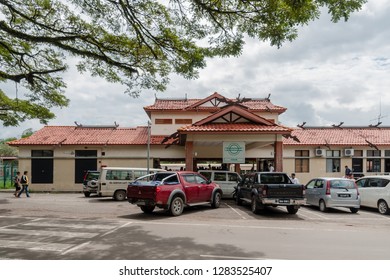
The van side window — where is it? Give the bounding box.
[214,172,226,181]
[228,173,238,182]
[200,172,212,180]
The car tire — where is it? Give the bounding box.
[211,192,221,209]
[140,205,155,214]
[350,207,359,213]
[235,191,242,206]
[170,196,184,216]
[319,200,327,212]
[114,190,126,201]
[378,200,390,215]
[251,196,261,214]
[287,205,299,214]
[83,192,91,197]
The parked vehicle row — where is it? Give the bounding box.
[82,168,390,217]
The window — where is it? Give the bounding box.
[182,174,196,183]
[155,119,172,124]
[214,172,227,181]
[31,150,53,184]
[175,119,192,124]
[326,150,341,173]
[352,150,363,173]
[367,150,381,172]
[228,173,239,182]
[294,150,309,173]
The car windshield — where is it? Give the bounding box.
[330,180,355,189]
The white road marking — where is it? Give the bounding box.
[0,228,97,238]
[200,254,273,260]
[225,203,247,219]
[0,240,73,252]
[100,221,133,237]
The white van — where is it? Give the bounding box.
[198,170,241,198]
[97,167,164,201]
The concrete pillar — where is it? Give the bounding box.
[185,141,194,171]
[274,141,283,172]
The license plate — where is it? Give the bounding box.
[338,194,351,198]
[279,199,290,203]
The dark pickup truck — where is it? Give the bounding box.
[235,172,306,214]
[127,171,222,216]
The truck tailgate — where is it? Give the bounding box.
[127,184,157,199]
[267,184,303,198]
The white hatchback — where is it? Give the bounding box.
[355,175,390,215]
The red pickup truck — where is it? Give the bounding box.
[127,171,222,216]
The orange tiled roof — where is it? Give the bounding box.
[144,94,286,113]
[7,126,171,146]
[283,127,390,146]
[178,123,292,133]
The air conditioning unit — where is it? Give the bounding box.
[315,149,325,157]
[344,148,354,157]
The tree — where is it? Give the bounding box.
[0,0,367,126]
[0,137,18,156]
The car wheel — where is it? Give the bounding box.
[287,205,299,214]
[251,196,261,214]
[83,192,90,197]
[140,205,155,214]
[319,200,327,212]
[211,192,221,209]
[235,191,242,206]
[114,190,126,201]
[350,207,359,213]
[378,200,390,215]
[170,196,184,216]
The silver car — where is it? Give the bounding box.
[305,177,360,213]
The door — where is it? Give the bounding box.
[304,179,316,205]
[181,173,202,203]
[195,173,214,201]
[312,179,325,205]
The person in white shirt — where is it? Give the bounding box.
[291,173,300,184]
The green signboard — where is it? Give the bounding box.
[223,142,245,163]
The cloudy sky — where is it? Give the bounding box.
[1,1,390,139]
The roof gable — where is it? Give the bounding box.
[194,105,274,126]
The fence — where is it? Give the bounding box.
[0,159,18,189]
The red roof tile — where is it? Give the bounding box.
[7,126,172,146]
[283,127,390,146]
[178,123,292,133]
[144,93,286,113]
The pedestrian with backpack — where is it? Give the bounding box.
[13,171,21,197]
[17,171,30,198]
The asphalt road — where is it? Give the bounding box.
[1,192,390,260]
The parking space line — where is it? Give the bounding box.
[100,221,133,237]
[225,203,247,219]
[200,254,270,260]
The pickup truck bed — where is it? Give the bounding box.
[127,171,222,216]
[236,172,306,214]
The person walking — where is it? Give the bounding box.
[13,171,21,197]
[17,171,30,198]
[345,165,352,179]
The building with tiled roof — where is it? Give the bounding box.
[8,92,390,191]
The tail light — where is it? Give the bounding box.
[302,184,306,196]
[155,186,162,194]
[326,181,331,195]
[262,185,268,196]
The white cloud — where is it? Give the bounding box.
[1,1,390,139]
